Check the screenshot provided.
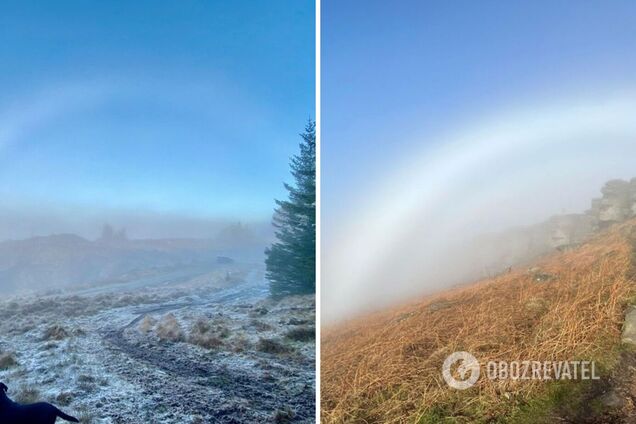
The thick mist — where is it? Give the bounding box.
[323,92,636,323]
[0,206,274,294]
[0,206,272,242]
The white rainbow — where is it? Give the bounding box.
[323,92,636,321]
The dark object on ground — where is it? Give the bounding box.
[0,382,79,423]
[216,256,234,264]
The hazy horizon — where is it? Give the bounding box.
[0,1,315,245]
[0,207,273,243]
[0,198,277,242]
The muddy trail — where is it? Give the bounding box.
[98,279,314,423]
[102,332,312,423]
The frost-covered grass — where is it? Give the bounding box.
[0,274,315,423]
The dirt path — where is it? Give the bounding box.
[98,279,314,423]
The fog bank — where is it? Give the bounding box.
[323,92,636,322]
[0,206,272,242]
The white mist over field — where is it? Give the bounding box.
[323,92,636,322]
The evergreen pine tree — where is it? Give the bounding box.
[265,120,316,297]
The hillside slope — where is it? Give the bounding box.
[322,219,636,423]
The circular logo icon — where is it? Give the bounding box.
[442,351,480,389]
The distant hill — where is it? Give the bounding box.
[0,226,269,293]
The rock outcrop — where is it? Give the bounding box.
[469,177,636,279]
[546,178,636,249]
[589,178,636,229]
[622,305,636,345]
[548,178,636,250]
[546,213,595,250]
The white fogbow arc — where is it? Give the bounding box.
[324,93,636,321]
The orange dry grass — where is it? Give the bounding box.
[321,225,636,423]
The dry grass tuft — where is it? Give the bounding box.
[321,223,636,423]
[286,326,315,342]
[13,385,40,404]
[55,391,73,406]
[156,313,184,342]
[42,324,70,341]
[0,352,18,369]
[138,315,156,333]
[188,317,226,349]
[257,338,292,355]
[273,406,296,423]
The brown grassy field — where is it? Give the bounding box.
[321,221,636,423]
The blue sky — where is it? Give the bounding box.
[322,0,636,220]
[322,0,636,319]
[0,0,314,239]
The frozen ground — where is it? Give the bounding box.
[0,264,315,423]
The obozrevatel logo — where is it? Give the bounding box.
[442,351,480,389]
